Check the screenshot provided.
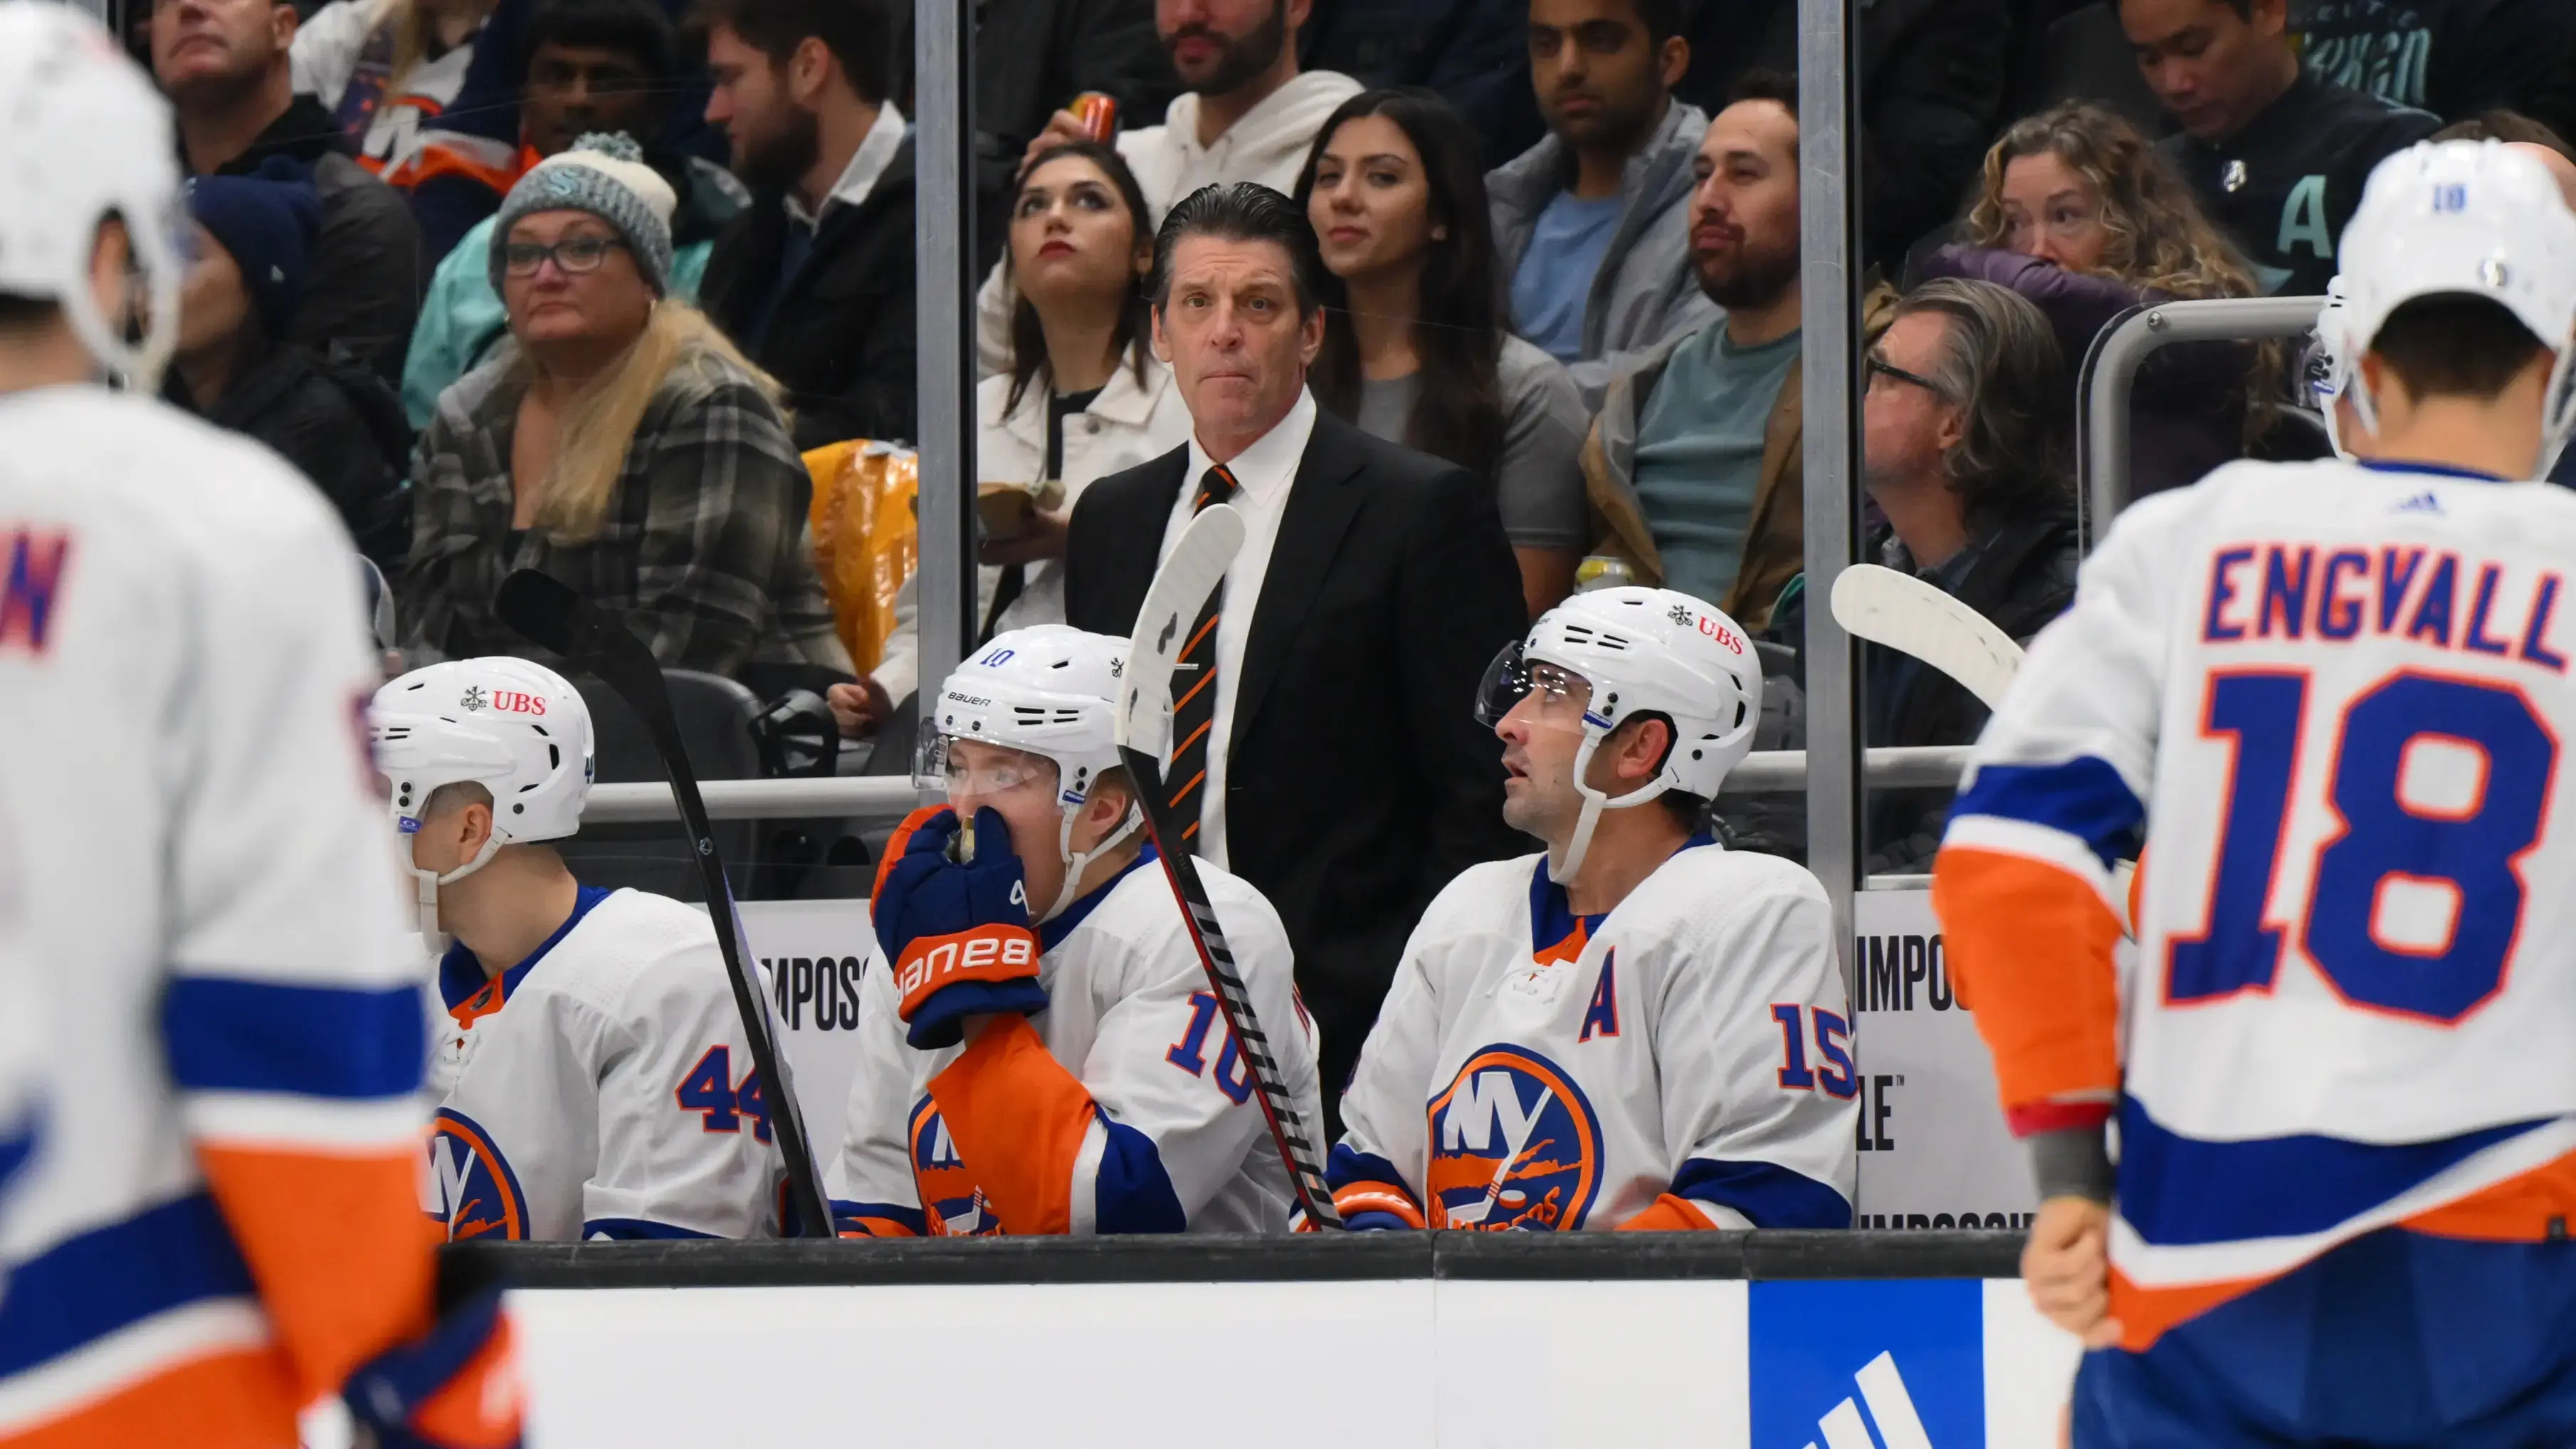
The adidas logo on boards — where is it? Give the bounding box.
[1803,1351,1935,1449]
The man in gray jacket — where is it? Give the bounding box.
[1490,0,1716,410]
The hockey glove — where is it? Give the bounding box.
[343,1285,522,1449]
[873,805,1045,1050]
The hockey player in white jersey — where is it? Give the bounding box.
[1329,587,1854,1232]
[1935,139,2576,1445]
[832,624,1320,1237]
[376,657,785,1240]
[0,7,519,1445]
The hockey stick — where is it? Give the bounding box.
[1829,563,2026,711]
[1111,506,1341,1229]
[495,570,833,1238]
[1829,564,2143,926]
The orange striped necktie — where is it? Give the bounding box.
[1166,464,1239,849]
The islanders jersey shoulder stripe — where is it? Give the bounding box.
[1330,841,1854,1233]
[1934,459,2576,1349]
[829,849,1320,1238]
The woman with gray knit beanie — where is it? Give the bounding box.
[397,132,852,686]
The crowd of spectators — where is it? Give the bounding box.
[110,0,2576,1125]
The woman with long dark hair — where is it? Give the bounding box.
[1295,88,1587,617]
[843,140,1190,738]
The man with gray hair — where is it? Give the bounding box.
[1854,276,2081,871]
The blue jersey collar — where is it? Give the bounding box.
[441,883,614,1016]
[2358,459,2510,483]
[1528,832,1715,961]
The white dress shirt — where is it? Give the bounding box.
[1156,387,1318,868]
[787,103,908,229]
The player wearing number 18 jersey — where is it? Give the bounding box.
[1936,140,2576,1444]
[1329,589,1854,1233]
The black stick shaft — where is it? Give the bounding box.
[1118,746,1340,1228]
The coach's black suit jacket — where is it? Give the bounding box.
[1064,408,1529,1111]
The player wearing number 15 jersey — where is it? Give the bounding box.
[375,658,784,1240]
[1936,140,2576,1445]
[1329,588,1854,1233]
[832,626,1320,1236]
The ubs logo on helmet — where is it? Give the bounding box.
[909,1096,1002,1236]
[426,1107,527,1240]
[1424,1046,1602,1230]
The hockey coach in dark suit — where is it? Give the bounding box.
[1064,182,1528,1125]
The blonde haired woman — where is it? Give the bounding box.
[401,135,848,685]
[1923,101,2291,497]
[293,0,498,184]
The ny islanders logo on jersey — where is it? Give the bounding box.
[908,1096,1001,1236]
[1425,1045,1602,1230]
[424,1107,527,1240]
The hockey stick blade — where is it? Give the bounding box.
[1114,503,1246,755]
[497,569,834,1238]
[1110,507,1340,1228]
[1829,563,2026,711]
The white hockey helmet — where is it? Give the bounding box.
[2333,139,2576,471]
[0,2,187,392]
[1476,587,1762,878]
[373,659,596,940]
[914,624,1142,920]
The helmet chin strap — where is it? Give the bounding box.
[1549,733,1675,884]
[1041,800,1144,924]
[411,835,503,952]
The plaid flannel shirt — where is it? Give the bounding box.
[400,346,850,679]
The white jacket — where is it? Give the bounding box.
[974,70,1364,375]
[873,355,1196,704]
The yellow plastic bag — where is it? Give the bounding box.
[804,440,918,674]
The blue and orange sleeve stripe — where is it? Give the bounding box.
[1934,756,2143,1137]
[1325,1145,1426,1230]
[159,974,474,1417]
[927,1016,1100,1236]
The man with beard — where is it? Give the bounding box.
[1488,0,1715,411]
[974,0,1361,372]
[696,0,915,449]
[1578,73,1861,632]
[152,0,424,382]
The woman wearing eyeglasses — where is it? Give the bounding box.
[1919,102,2285,498]
[399,135,851,688]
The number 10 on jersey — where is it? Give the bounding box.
[2167,668,2554,1022]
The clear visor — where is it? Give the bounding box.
[1472,641,1594,731]
[913,733,1061,802]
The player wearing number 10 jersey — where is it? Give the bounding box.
[1936,139,2576,1445]
[832,627,1320,1237]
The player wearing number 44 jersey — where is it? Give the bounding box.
[1330,588,1855,1233]
[832,626,1321,1237]
[376,658,784,1241]
[1936,139,2576,1446]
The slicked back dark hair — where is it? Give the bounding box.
[690,0,891,104]
[1628,0,1685,43]
[1149,182,1325,319]
[525,0,676,80]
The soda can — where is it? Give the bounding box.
[1073,91,1118,143]
[1574,555,1634,593]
